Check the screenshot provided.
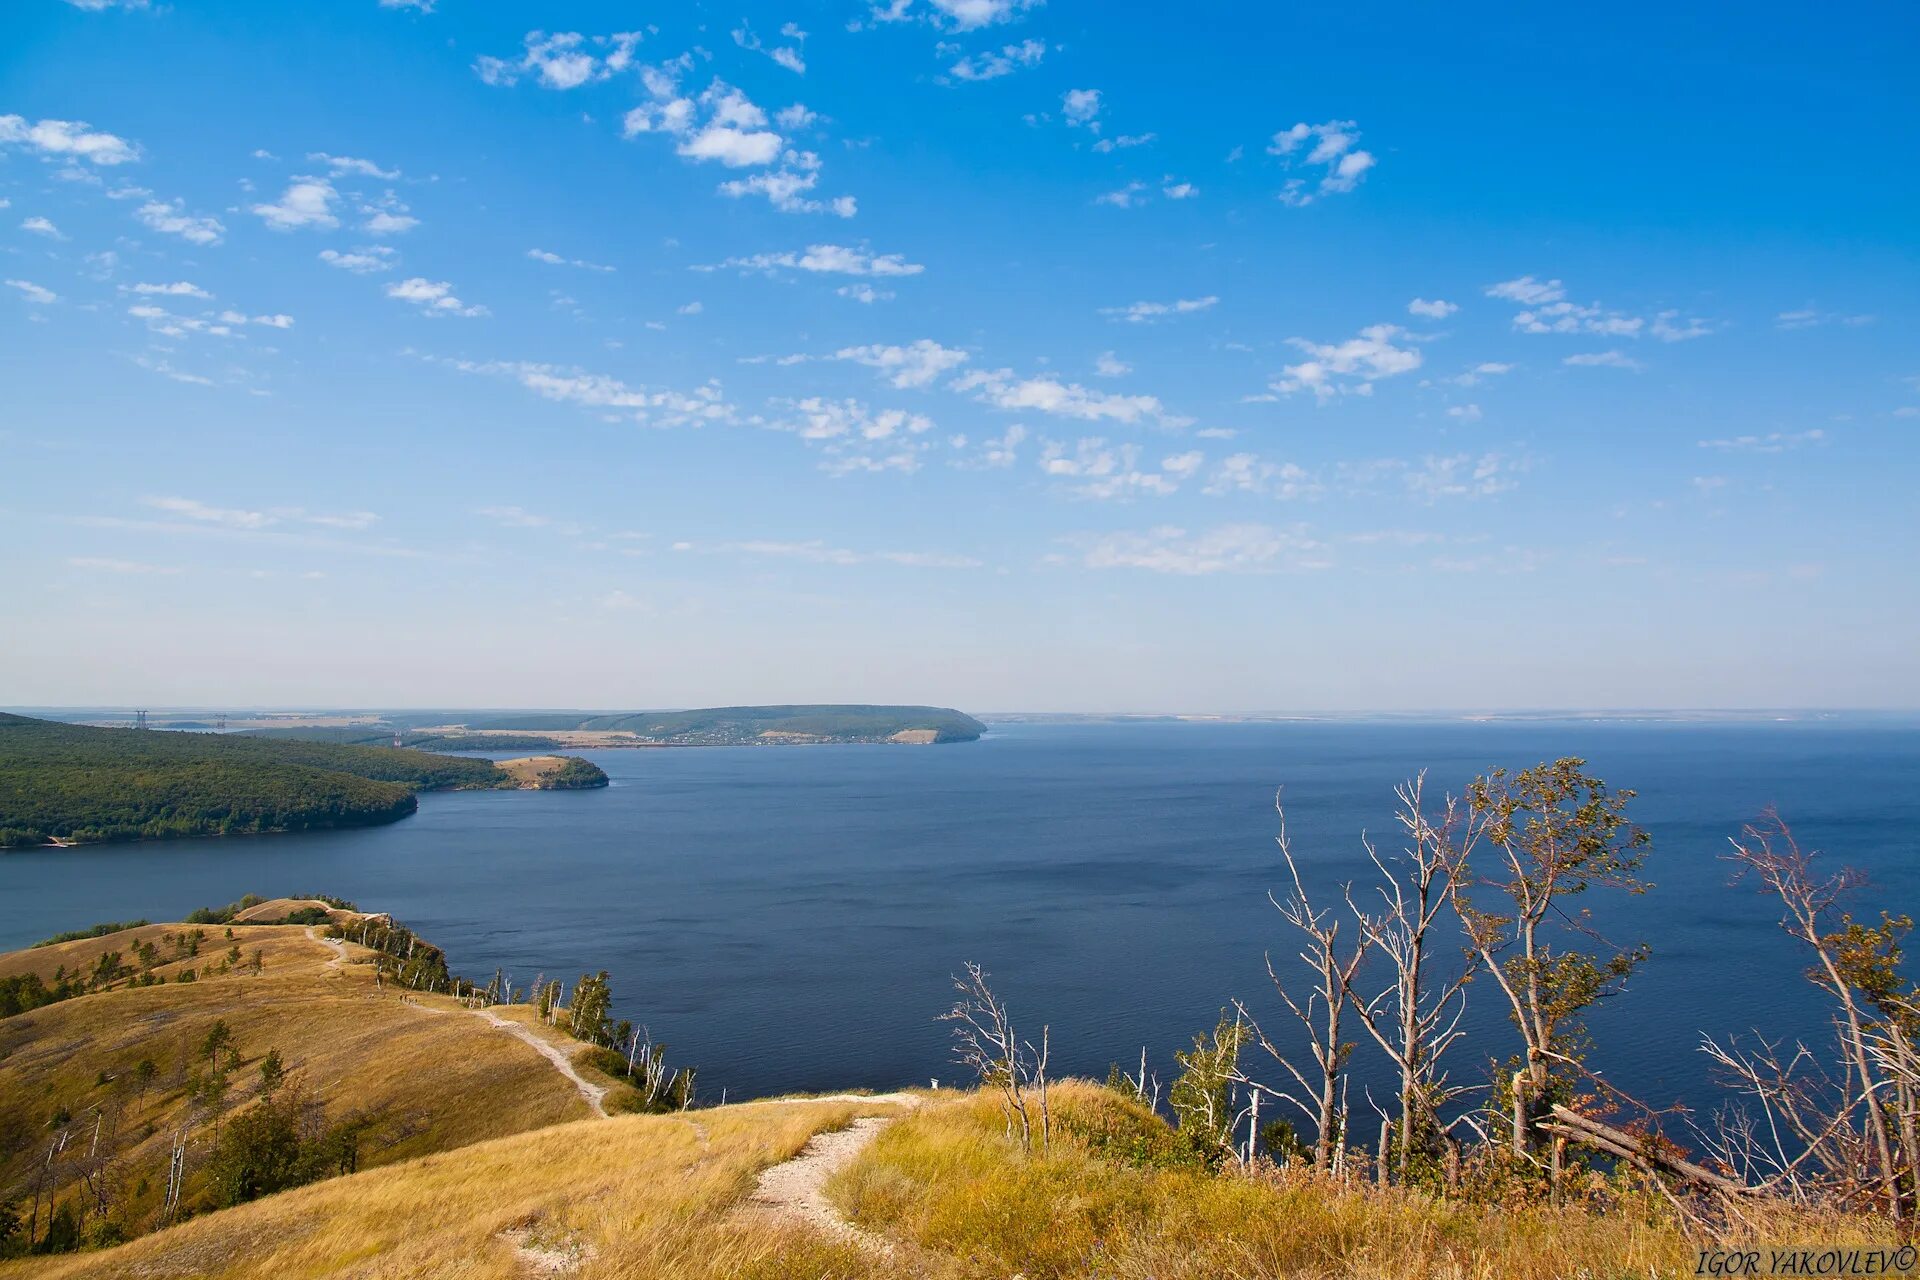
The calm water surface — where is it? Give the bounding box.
[3,720,1916,1114]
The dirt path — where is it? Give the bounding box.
[471,1010,610,1118]
[306,927,347,972]
[738,1095,922,1256]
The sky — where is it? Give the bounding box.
[2,0,1916,712]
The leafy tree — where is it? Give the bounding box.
[1169,1014,1247,1168]
[258,1049,286,1096]
[567,971,615,1047]
[1448,758,1651,1159]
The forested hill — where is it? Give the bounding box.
[462,704,988,744]
[0,714,606,848]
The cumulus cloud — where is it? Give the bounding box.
[385,277,487,317]
[1093,351,1130,377]
[475,30,641,89]
[1061,523,1325,574]
[320,245,397,273]
[128,281,212,298]
[1095,181,1147,209]
[1697,429,1826,452]
[1268,120,1375,204]
[1061,88,1102,129]
[440,357,735,428]
[858,0,1041,31]
[1101,296,1217,324]
[946,39,1045,81]
[308,152,399,180]
[135,199,225,245]
[708,244,923,277]
[1037,438,1202,499]
[1403,452,1520,500]
[733,22,807,74]
[1485,276,1653,337]
[953,368,1189,426]
[251,178,339,231]
[1563,350,1642,370]
[21,216,65,239]
[834,339,970,388]
[1272,323,1421,400]
[1408,298,1457,319]
[0,114,140,165]
[838,284,894,303]
[6,279,57,305]
[1091,132,1154,154]
[623,67,852,213]
[1203,454,1321,499]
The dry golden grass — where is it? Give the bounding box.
[831,1081,1905,1280]
[0,917,591,1244]
[5,1098,927,1280]
[495,756,578,786]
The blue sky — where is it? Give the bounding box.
[3,0,1916,711]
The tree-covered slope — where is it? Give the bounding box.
[467,704,987,743]
[0,714,512,847]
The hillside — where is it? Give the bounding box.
[2,899,1900,1277]
[0,714,607,847]
[0,902,597,1257]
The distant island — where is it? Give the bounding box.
[232,704,988,750]
[0,713,608,849]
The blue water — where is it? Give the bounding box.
[3,720,1916,1118]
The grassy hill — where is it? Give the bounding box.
[0,714,607,847]
[0,902,596,1257]
[0,899,1897,1278]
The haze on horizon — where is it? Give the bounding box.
[3,1,1916,712]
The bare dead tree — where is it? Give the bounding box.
[1236,794,1372,1170]
[1340,774,1478,1182]
[940,961,1051,1152]
[1719,813,1913,1220]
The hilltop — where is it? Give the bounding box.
[0,898,1898,1278]
[229,704,988,750]
[0,714,607,848]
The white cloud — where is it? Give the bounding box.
[385,277,487,317]
[1091,132,1154,154]
[0,115,140,165]
[1485,275,1646,337]
[441,357,735,428]
[1445,361,1513,387]
[1446,403,1482,422]
[251,178,339,231]
[1061,88,1102,129]
[1651,310,1716,342]
[947,39,1046,81]
[717,149,856,216]
[677,301,703,315]
[1697,429,1825,453]
[308,152,399,180]
[62,0,153,9]
[953,368,1189,426]
[143,496,274,528]
[1101,295,1217,324]
[6,279,57,305]
[1037,438,1203,500]
[129,281,211,298]
[1095,181,1147,209]
[1775,308,1875,330]
[360,194,419,235]
[1563,350,1642,370]
[1404,452,1519,500]
[835,339,970,388]
[1202,453,1321,500]
[1063,523,1325,575]
[21,216,65,239]
[527,248,614,272]
[838,284,893,303]
[733,23,806,74]
[1272,323,1421,400]
[1268,120,1375,203]
[1163,180,1197,200]
[475,30,641,90]
[860,0,1041,31]
[132,355,214,385]
[776,396,935,441]
[1093,351,1130,377]
[1408,297,1457,319]
[135,199,225,245]
[320,245,397,273]
[710,244,923,277]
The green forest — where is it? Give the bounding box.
[0,714,600,848]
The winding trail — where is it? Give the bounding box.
[471,1010,610,1118]
[737,1094,923,1256]
[306,927,347,972]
